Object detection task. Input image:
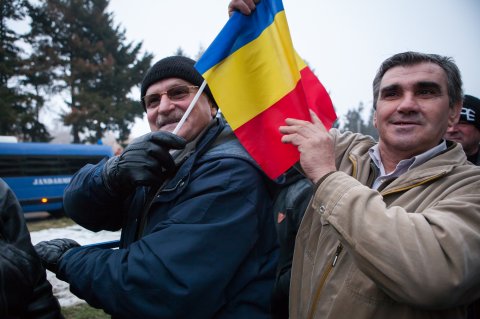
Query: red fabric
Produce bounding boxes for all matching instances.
[233,66,336,179]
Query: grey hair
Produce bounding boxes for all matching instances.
[372,51,463,109]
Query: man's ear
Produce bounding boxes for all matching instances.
[210,101,218,118]
[373,110,378,128]
[448,100,462,127]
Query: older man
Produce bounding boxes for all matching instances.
[35,56,278,318]
[445,94,480,165]
[280,52,480,318]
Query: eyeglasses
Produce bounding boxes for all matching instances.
[142,85,199,110]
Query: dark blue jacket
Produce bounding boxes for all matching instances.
[60,118,278,319]
[270,167,313,319]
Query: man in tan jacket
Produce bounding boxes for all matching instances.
[279,51,480,318]
[229,2,480,318]
[229,3,480,318]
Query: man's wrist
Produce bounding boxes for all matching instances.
[101,156,121,195]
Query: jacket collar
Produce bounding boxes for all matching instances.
[156,117,226,198]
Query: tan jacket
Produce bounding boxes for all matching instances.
[290,129,480,319]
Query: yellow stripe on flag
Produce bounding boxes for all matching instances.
[203,11,300,130]
[295,51,307,69]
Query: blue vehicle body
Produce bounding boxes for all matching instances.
[0,142,113,215]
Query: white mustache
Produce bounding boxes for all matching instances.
[156,111,185,128]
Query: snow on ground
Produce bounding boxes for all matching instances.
[30,225,121,307]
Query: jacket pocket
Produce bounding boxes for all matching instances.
[344,262,395,305]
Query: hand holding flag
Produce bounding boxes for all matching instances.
[196,0,336,179]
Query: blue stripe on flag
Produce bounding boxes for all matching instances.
[195,0,284,74]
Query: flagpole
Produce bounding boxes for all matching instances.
[172,80,207,135]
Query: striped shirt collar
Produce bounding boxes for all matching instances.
[368,140,447,189]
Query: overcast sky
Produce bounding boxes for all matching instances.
[107,0,480,137]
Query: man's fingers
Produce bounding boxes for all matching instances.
[310,109,321,124]
[284,117,310,126]
[281,132,300,145]
[150,131,186,150]
[310,109,328,132]
[228,0,257,16]
[244,0,259,11]
[279,124,299,134]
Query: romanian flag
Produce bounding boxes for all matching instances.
[195,0,336,179]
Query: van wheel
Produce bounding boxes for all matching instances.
[49,209,65,219]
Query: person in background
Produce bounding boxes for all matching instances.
[445,94,480,165]
[34,56,278,318]
[0,178,63,319]
[270,165,312,319]
[445,94,480,319]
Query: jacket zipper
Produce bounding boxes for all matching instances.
[305,155,445,318]
[380,172,447,196]
[135,178,172,240]
[307,243,343,319]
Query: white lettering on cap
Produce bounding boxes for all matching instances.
[460,107,476,122]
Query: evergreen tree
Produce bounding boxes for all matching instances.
[341,102,377,140]
[0,0,51,141]
[27,0,152,143]
[342,102,365,133]
[174,46,188,57]
[0,0,24,129]
[194,45,205,60]
[364,107,378,140]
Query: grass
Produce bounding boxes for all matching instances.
[26,216,76,232]
[27,216,111,319]
[61,304,110,319]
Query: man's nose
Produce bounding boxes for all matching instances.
[396,93,419,112]
[157,95,176,114]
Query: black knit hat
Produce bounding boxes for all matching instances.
[140,56,216,111]
[459,94,480,130]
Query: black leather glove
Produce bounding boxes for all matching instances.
[102,131,186,194]
[34,238,80,274]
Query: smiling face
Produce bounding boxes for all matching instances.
[374,62,461,167]
[145,78,217,142]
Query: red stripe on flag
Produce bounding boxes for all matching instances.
[300,67,336,128]
[233,67,334,179]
